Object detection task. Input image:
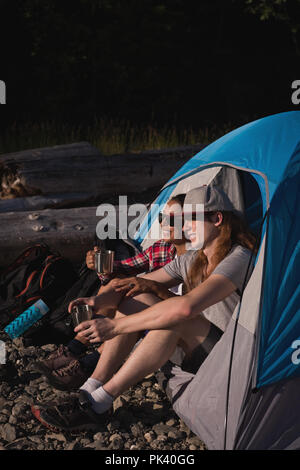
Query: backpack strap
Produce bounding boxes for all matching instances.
[15,271,38,298]
[0,243,50,277]
[39,256,62,289]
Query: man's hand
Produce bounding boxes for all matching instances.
[68,296,97,313]
[74,317,117,343]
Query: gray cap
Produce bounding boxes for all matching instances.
[184,185,235,212]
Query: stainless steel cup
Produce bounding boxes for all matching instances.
[94,250,115,274]
[71,304,93,327]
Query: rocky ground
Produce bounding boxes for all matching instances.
[0,333,206,451]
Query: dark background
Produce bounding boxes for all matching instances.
[0,0,299,134]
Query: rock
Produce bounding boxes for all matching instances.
[153,404,163,410]
[1,424,16,442]
[167,430,185,440]
[0,415,8,424]
[65,442,77,451]
[79,438,92,446]
[166,419,176,426]
[12,339,23,348]
[28,436,43,444]
[109,433,122,442]
[130,444,139,450]
[8,415,18,425]
[113,396,126,412]
[12,403,27,417]
[41,345,57,352]
[0,397,7,408]
[46,433,67,442]
[86,442,108,450]
[157,435,168,442]
[153,423,176,436]
[4,438,33,450]
[141,381,152,388]
[144,431,155,443]
[0,336,207,451]
[93,432,105,442]
[130,423,143,438]
[109,434,124,450]
[186,436,203,448]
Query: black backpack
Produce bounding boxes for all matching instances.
[0,243,79,334]
[21,235,141,346]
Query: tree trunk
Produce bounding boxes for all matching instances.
[0,205,142,267]
[0,142,204,202]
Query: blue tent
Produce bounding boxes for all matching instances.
[136,111,300,449]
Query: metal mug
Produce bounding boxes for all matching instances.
[71,304,93,327]
[94,250,115,275]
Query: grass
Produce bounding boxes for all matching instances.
[0,118,236,156]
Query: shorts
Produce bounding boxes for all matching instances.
[180,323,223,375]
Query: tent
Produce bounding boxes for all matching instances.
[134,111,300,450]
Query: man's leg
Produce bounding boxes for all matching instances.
[89,292,162,384]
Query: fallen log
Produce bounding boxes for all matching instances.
[0,193,95,213]
[0,142,205,201]
[0,205,143,267]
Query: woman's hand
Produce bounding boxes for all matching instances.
[85,246,98,270]
[111,276,157,297]
[74,317,117,343]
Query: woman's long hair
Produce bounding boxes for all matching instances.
[186,211,257,291]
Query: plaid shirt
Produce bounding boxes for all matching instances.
[112,240,176,276]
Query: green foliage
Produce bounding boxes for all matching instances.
[0,119,235,156]
[240,0,300,52]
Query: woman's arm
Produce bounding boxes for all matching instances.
[74,274,237,342]
[115,274,236,332]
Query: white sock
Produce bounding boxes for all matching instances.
[80,377,102,394]
[89,386,114,414]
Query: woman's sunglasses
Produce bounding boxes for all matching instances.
[158,211,209,226]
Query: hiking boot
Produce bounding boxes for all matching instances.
[31,392,110,433]
[44,359,90,391]
[34,344,79,377]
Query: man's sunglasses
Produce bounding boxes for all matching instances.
[158,212,183,226]
[158,211,206,226]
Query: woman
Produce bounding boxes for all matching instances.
[35,194,187,391]
[32,185,257,431]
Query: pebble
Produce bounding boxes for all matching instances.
[0,331,206,451]
[46,433,67,442]
[9,416,18,425]
[144,431,155,443]
[1,424,16,442]
[153,403,163,410]
[113,396,126,412]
